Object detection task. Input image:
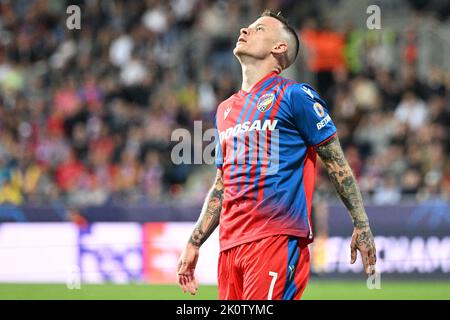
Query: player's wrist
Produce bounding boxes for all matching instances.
[187,239,201,249]
[353,219,370,229]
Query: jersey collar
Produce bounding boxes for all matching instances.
[238,71,279,96]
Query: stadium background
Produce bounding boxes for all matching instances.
[0,0,449,299]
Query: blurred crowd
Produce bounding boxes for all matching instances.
[0,0,448,208]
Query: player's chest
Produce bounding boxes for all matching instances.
[218,90,289,131]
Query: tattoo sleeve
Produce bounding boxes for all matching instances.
[188,169,224,247]
[316,136,370,228]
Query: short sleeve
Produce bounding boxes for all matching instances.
[214,115,224,168]
[288,83,337,146]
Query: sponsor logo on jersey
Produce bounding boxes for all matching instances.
[313,102,325,117]
[256,93,275,112]
[219,119,278,143]
[224,105,232,119]
[316,114,331,130]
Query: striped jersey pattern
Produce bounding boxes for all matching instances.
[215,71,337,251]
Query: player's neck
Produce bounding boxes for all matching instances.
[240,62,280,93]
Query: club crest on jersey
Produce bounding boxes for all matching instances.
[257,93,275,112]
[313,102,325,117]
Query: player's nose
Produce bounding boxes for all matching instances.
[240,28,248,35]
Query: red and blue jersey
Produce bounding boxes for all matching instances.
[215,71,337,251]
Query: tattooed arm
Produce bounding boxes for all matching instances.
[189,169,224,246]
[177,169,224,294]
[316,135,376,275]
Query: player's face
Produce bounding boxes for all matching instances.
[233,16,284,61]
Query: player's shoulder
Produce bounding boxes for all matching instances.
[279,81,330,118]
[284,81,321,101]
[216,93,238,113]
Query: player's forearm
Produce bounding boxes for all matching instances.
[316,136,370,228]
[188,170,224,247]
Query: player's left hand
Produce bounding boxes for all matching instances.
[350,226,376,276]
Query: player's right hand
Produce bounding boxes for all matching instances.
[176,243,199,295]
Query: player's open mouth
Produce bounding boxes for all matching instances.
[238,38,247,43]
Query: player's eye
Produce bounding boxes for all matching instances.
[256,26,263,31]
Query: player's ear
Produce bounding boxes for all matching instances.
[272,42,288,55]
[272,42,289,70]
